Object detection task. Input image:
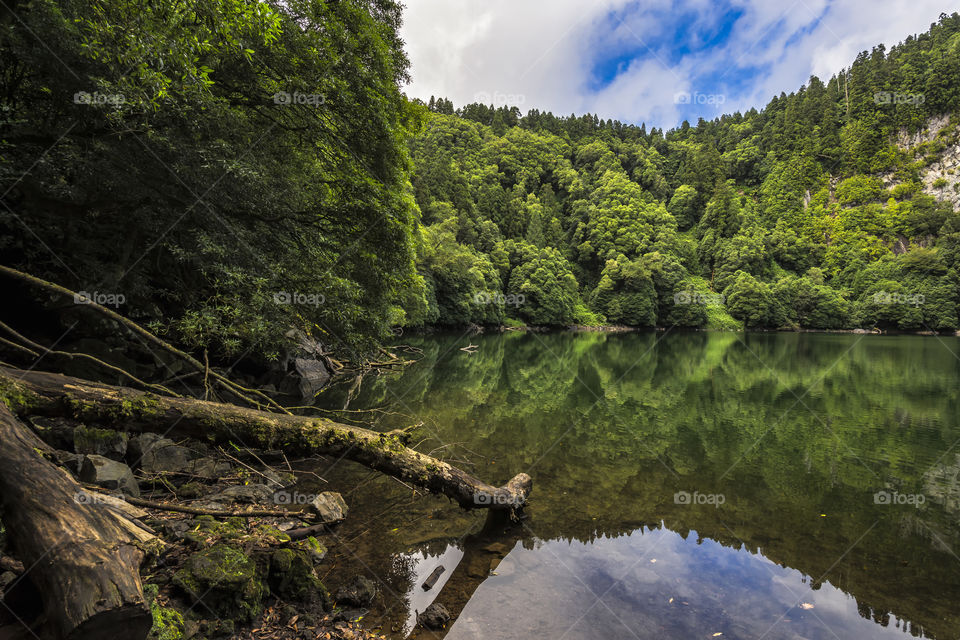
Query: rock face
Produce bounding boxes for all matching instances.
[882,114,960,211]
[309,492,348,523]
[78,455,139,497]
[418,602,451,629]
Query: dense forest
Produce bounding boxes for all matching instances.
[2,3,960,367]
[407,13,960,334]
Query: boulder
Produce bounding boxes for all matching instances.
[139,438,192,474]
[267,548,328,603]
[289,536,327,564]
[173,544,265,621]
[335,575,378,607]
[216,484,274,504]
[294,357,331,399]
[309,492,348,523]
[418,602,451,629]
[127,432,166,463]
[78,455,139,497]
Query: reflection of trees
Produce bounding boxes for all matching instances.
[316,332,960,639]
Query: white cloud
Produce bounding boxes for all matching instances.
[399,0,957,129]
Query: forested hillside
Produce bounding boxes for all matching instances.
[4,5,960,370]
[406,12,960,332]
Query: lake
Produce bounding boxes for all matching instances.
[306,331,960,640]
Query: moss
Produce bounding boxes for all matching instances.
[0,376,38,413]
[74,425,127,454]
[172,544,265,621]
[267,548,327,604]
[253,524,291,544]
[290,536,327,563]
[143,584,185,640]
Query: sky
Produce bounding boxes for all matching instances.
[399,0,958,130]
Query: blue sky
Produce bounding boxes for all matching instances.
[399,0,957,129]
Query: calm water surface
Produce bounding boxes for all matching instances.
[306,331,960,640]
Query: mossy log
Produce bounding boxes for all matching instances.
[0,403,154,640]
[0,365,532,511]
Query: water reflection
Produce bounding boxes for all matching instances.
[307,332,960,639]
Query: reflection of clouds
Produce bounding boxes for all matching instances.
[400,544,464,635]
[445,526,918,640]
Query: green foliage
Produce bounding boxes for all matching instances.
[725,272,781,328]
[6,4,960,345]
[1,0,421,359]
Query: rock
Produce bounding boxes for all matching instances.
[132,433,230,481]
[73,425,127,459]
[54,450,84,475]
[290,536,327,564]
[128,432,165,462]
[158,520,193,541]
[27,415,77,450]
[173,544,265,621]
[294,357,331,399]
[143,583,185,640]
[309,491,348,523]
[267,547,328,603]
[139,438,193,474]
[335,575,378,607]
[418,602,451,629]
[261,468,296,488]
[177,481,203,499]
[216,484,274,504]
[188,457,232,479]
[79,455,139,497]
[335,608,367,623]
[0,571,16,590]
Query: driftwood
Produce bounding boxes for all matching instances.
[0,403,155,640]
[0,365,533,511]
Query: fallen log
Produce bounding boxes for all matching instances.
[0,365,533,511]
[0,403,154,640]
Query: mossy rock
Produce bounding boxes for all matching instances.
[144,583,186,640]
[172,544,265,621]
[73,425,127,457]
[267,548,330,607]
[290,536,327,563]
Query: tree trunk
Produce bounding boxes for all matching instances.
[0,403,154,640]
[0,365,532,511]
